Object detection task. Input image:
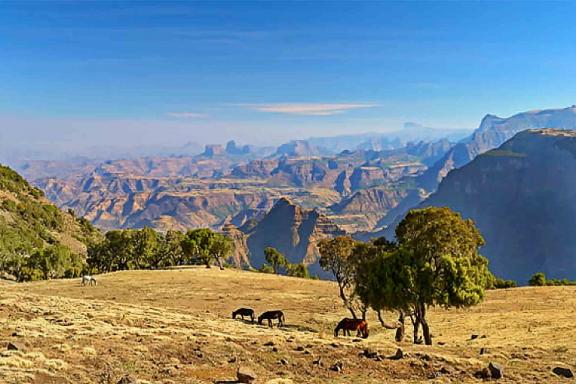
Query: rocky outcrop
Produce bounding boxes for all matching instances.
[225,140,251,155]
[420,129,576,282]
[244,198,345,277]
[221,223,251,268]
[203,144,225,157]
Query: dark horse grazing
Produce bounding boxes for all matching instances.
[232,308,255,323]
[334,318,369,338]
[258,310,285,327]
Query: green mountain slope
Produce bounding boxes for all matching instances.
[0,164,101,280]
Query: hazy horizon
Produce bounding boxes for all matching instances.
[2,1,576,158]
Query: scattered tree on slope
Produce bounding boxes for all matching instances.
[355,207,490,345]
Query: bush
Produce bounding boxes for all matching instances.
[259,264,274,274]
[529,272,546,286]
[286,263,310,278]
[486,274,518,289]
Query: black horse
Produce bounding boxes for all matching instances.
[257,310,285,327]
[232,308,255,323]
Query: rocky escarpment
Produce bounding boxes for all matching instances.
[330,186,410,231]
[420,129,576,282]
[418,105,576,192]
[221,223,251,268]
[243,198,345,277]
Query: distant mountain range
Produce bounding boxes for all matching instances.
[5,106,576,282]
[308,122,470,153]
[420,129,576,282]
[378,105,576,228]
[418,105,576,192]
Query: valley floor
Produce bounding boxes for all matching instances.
[0,268,575,383]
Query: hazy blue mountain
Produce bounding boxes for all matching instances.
[419,129,576,283]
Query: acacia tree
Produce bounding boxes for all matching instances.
[182,229,233,269]
[319,236,362,319]
[356,207,490,345]
[210,233,234,270]
[132,227,160,269]
[264,247,287,274]
[352,239,405,340]
[161,230,185,266]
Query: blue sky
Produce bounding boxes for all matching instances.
[2,1,576,155]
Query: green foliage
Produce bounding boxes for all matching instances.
[355,207,490,345]
[264,247,287,274]
[286,263,309,278]
[87,227,234,272]
[21,244,85,281]
[0,164,103,281]
[182,228,234,269]
[529,272,546,286]
[486,273,518,289]
[528,272,576,286]
[319,236,364,318]
[259,263,275,274]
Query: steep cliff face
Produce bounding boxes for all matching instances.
[419,106,576,192]
[244,198,345,277]
[421,129,576,282]
[221,223,251,267]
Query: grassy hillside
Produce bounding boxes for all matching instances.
[1,268,575,383]
[0,164,102,280]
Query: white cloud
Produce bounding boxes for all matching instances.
[242,103,378,116]
[166,112,208,118]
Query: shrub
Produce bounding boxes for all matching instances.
[286,263,309,278]
[529,272,546,286]
[259,264,274,274]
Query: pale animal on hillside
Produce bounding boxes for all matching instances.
[81,275,97,286]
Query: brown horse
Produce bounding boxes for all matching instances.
[258,310,285,327]
[232,308,255,323]
[334,318,369,338]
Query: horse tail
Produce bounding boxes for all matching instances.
[363,321,369,338]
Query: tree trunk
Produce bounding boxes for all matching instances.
[215,257,224,270]
[376,310,399,329]
[395,311,405,342]
[413,317,420,344]
[338,284,357,319]
[420,304,432,345]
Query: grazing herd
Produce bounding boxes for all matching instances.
[81,276,369,339]
[233,307,368,338]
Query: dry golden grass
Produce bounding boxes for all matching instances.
[1,268,575,383]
